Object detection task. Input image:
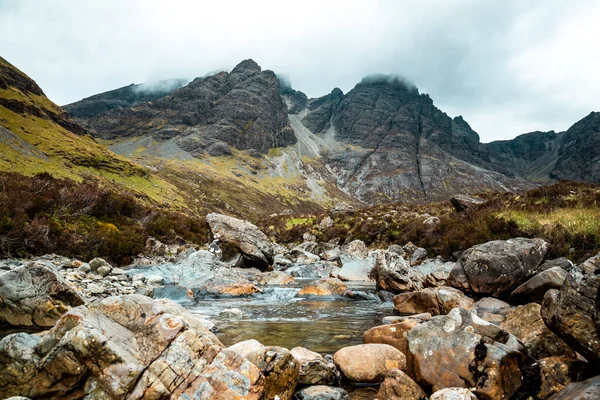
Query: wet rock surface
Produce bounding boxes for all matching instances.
[377,368,427,400]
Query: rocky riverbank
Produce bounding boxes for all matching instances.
[1,212,599,399]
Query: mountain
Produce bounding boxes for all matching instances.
[63,78,186,121]
[48,58,600,205]
[0,57,356,218]
[484,112,600,184]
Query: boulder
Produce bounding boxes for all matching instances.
[0,262,86,327]
[509,266,568,304]
[338,240,376,282]
[393,287,475,316]
[333,344,406,383]
[245,346,300,400]
[547,375,600,399]
[448,238,549,297]
[430,388,478,400]
[409,247,428,266]
[450,195,485,212]
[193,276,262,298]
[538,357,591,399]
[295,385,347,400]
[297,278,351,297]
[406,308,524,399]
[206,213,274,269]
[382,313,432,324]
[377,368,427,400]
[363,319,421,355]
[228,339,265,357]
[541,253,600,365]
[0,295,265,399]
[257,271,295,286]
[500,303,575,359]
[291,346,340,385]
[88,257,111,271]
[319,216,335,230]
[329,202,355,218]
[372,252,425,293]
[475,297,511,324]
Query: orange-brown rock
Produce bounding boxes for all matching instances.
[500,303,576,359]
[291,346,340,385]
[537,357,590,399]
[245,346,300,400]
[377,368,427,399]
[393,286,475,315]
[297,278,350,297]
[406,308,524,400]
[363,320,421,355]
[333,343,406,383]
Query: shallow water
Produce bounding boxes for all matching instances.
[189,281,393,354]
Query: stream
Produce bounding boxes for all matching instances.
[190,281,392,354]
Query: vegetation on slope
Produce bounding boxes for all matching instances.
[0,172,208,265]
[260,181,600,262]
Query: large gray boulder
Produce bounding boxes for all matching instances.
[0,262,86,327]
[372,251,425,293]
[406,308,524,399]
[448,238,549,297]
[509,266,569,304]
[337,240,376,282]
[0,295,265,399]
[542,253,600,366]
[206,213,274,269]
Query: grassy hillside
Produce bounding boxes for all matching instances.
[0,172,208,265]
[260,181,600,262]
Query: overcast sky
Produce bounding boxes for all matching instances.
[1,0,599,142]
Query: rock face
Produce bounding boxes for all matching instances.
[393,287,475,316]
[546,375,600,400]
[338,240,376,282]
[537,357,590,399]
[541,253,600,366]
[333,343,406,383]
[363,320,421,356]
[406,308,524,400]
[377,368,427,400]
[0,262,86,327]
[448,238,549,297]
[69,59,296,155]
[206,213,274,269]
[245,346,299,400]
[430,388,478,400]
[509,266,568,304]
[0,295,266,399]
[63,79,186,120]
[295,385,347,400]
[291,346,340,386]
[500,303,575,359]
[372,251,425,293]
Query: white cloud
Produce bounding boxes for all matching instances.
[0,0,599,142]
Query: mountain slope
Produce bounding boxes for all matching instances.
[64,59,600,206]
[0,56,356,218]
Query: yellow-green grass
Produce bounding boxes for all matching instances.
[498,208,600,238]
